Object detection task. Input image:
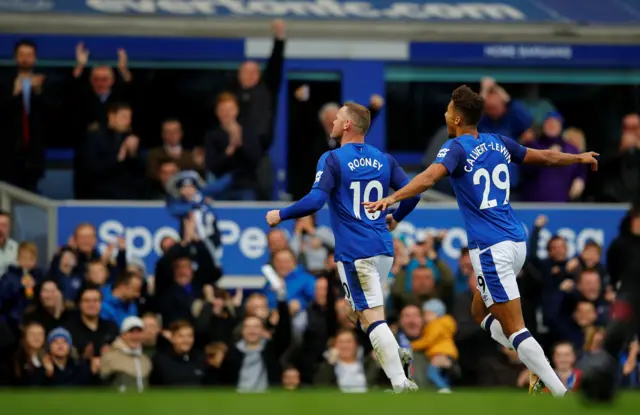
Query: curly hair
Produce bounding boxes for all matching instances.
[451,85,485,126]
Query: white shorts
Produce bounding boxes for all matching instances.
[470,240,526,308]
[337,255,393,311]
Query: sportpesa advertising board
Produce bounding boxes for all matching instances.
[57,203,626,285]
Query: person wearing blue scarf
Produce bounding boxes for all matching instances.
[166,170,223,267]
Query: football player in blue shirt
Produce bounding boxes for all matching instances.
[365,85,599,397]
[266,102,420,393]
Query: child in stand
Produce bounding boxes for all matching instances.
[165,170,223,267]
[549,341,582,392]
[0,242,44,331]
[411,299,458,394]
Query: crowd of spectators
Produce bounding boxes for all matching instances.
[0,203,638,392]
[424,77,640,203]
[1,14,639,395]
[2,22,638,203]
[0,20,286,201]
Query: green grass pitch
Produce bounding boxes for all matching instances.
[1,390,637,415]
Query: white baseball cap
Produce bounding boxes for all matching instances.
[120,316,144,334]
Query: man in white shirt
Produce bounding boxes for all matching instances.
[0,211,18,277]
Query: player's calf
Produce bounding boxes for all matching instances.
[490,300,567,397]
[358,307,409,389]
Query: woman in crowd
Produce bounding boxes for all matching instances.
[22,280,68,334]
[13,321,46,386]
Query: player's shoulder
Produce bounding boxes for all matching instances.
[318,149,338,165]
[437,138,464,156]
[480,132,508,143]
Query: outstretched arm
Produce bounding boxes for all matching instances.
[266,151,337,227]
[365,163,448,213]
[266,189,329,227]
[523,148,599,170]
[365,141,463,214]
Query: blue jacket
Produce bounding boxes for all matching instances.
[0,266,44,326]
[100,286,138,328]
[263,266,316,312]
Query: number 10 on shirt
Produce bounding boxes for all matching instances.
[350,180,383,220]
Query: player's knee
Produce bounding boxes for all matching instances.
[489,300,525,337]
[357,306,385,330]
[495,316,524,338]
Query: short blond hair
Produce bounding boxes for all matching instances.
[18,241,37,258]
[343,102,371,134]
[216,92,238,107]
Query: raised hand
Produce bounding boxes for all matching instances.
[559,279,575,292]
[117,48,132,82]
[295,84,310,102]
[101,243,115,264]
[31,75,45,93]
[117,235,126,251]
[76,42,89,66]
[271,19,286,39]
[369,94,384,111]
[124,135,140,155]
[534,215,548,228]
[117,48,128,70]
[12,76,23,96]
[231,288,244,308]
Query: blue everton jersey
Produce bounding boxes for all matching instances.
[433,133,528,250]
[313,143,410,262]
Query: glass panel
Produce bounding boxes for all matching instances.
[385,80,640,157]
[286,78,341,200]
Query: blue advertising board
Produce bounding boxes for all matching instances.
[2,0,640,24]
[409,43,640,69]
[57,202,627,286]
